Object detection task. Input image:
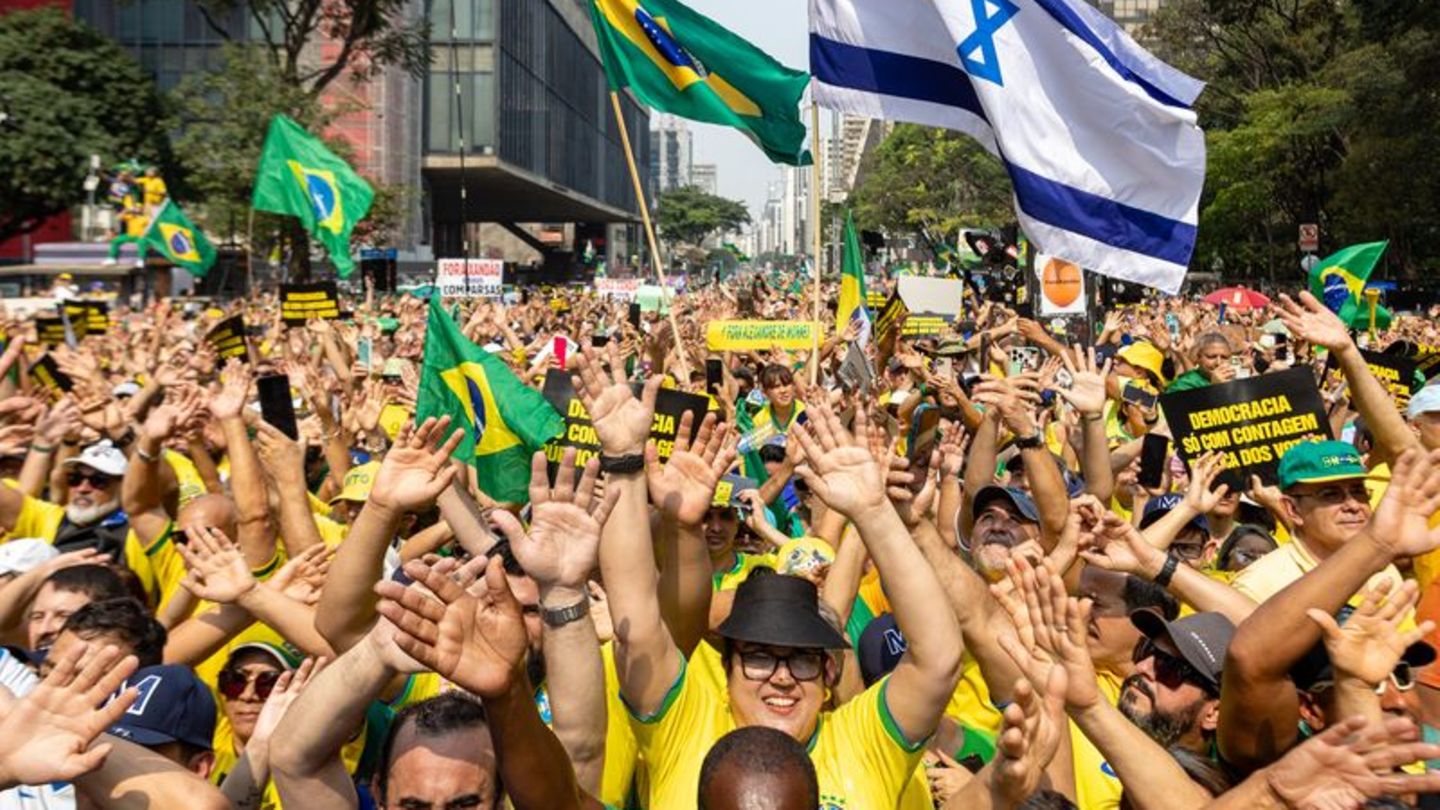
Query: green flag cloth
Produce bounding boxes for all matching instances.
[142,200,217,276]
[416,297,564,504]
[1308,241,1388,324]
[252,115,375,277]
[836,211,870,337]
[590,0,811,166]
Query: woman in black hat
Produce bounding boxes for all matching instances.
[570,345,964,810]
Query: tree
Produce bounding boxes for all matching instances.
[655,186,751,251]
[193,0,428,98]
[848,123,1012,252]
[0,8,170,244]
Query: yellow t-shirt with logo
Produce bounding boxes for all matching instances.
[166,449,209,510]
[1070,671,1125,810]
[629,653,925,809]
[137,176,168,209]
[1231,538,1406,608]
[712,551,775,592]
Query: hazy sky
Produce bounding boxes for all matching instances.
[680,0,824,219]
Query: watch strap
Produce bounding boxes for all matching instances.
[1153,552,1180,588]
[541,598,591,629]
[599,453,645,474]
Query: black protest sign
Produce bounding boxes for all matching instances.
[78,302,109,335]
[206,316,249,362]
[35,317,68,346]
[540,369,706,471]
[875,294,907,346]
[281,283,341,325]
[1385,340,1440,381]
[1326,348,1417,414]
[1160,367,1331,488]
[29,354,73,394]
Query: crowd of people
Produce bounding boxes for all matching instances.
[3,272,1440,810]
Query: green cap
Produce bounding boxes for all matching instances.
[1277,440,1367,490]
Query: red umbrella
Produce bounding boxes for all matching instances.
[1204,287,1271,311]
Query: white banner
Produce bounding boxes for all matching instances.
[595,278,641,300]
[437,259,504,298]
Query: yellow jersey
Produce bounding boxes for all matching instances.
[137,175,168,209]
[1070,671,1125,810]
[712,550,774,592]
[629,653,925,809]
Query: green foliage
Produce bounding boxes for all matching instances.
[655,186,751,249]
[1146,0,1440,277]
[848,123,1012,246]
[0,8,169,243]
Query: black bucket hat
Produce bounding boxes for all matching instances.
[716,574,848,650]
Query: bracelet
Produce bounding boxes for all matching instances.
[541,598,591,629]
[135,445,159,463]
[599,453,645,474]
[1013,433,1044,451]
[30,444,55,454]
[1080,413,1103,423]
[1153,552,1180,587]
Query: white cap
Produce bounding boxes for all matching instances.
[1408,384,1440,421]
[63,440,129,477]
[112,381,142,398]
[0,539,58,576]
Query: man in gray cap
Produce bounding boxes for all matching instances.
[1121,610,1236,754]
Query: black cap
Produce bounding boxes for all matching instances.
[857,613,907,686]
[716,574,848,650]
[1131,609,1235,691]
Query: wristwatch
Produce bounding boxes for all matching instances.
[541,598,591,629]
[1013,432,1044,451]
[599,453,644,474]
[1153,552,1180,587]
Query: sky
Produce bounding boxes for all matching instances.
[679,0,823,219]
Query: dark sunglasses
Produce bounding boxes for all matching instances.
[738,649,826,682]
[1135,639,1211,692]
[67,471,115,489]
[218,668,282,700]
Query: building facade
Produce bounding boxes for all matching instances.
[648,113,693,200]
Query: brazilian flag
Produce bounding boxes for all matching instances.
[417,298,564,504]
[590,0,811,166]
[142,200,216,276]
[252,115,375,277]
[1309,241,1388,325]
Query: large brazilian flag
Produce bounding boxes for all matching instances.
[835,210,870,343]
[1308,241,1389,326]
[417,298,564,504]
[590,0,812,166]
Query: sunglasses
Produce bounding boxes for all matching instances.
[1311,663,1415,696]
[218,668,282,701]
[1134,639,1211,692]
[738,649,826,682]
[66,471,115,489]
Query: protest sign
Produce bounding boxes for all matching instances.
[595,278,640,300]
[636,285,674,314]
[78,302,109,335]
[837,342,874,393]
[436,259,503,298]
[1160,367,1331,487]
[206,316,249,362]
[866,289,888,310]
[34,317,69,346]
[1325,349,1417,414]
[540,369,706,470]
[29,355,72,394]
[1384,340,1440,381]
[1035,255,1086,316]
[281,283,340,325]
[705,320,822,352]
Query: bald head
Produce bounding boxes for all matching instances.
[177,494,238,541]
[698,727,817,810]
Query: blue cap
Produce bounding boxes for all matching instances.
[973,485,1041,523]
[109,665,216,751]
[1139,493,1209,534]
[1409,384,1440,420]
[857,613,907,687]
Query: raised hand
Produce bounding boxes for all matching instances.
[644,411,737,527]
[253,420,306,485]
[210,358,254,420]
[1276,291,1353,353]
[248,657,325,752]
[570,341,660,455]
[1182,452,1230,514]
[993,557,1102,712]
[1057,346,1112,417]
[973,374,1043,436]
[1078,511,1166,579]
[0,642,139,788]
[991,667,1069,808]
[177,525,257,604]
[142,384,204,443]
[266,544,331,606]
[1366,448,1440,559]
[790,399,888,519]
[1307,579,1433,688]
[35,398,81,447]
[368,416,463,514]
[494,450,618,597]
[1264,716,1440,809]
[374,556,529,699]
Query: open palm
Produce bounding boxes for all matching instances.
[645,411,735,527]
[790,401,886,518]
[570,342,658,454]
[371,417,463,513]
[1368,448,1440,558]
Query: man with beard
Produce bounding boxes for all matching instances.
[1118,610,1234,754]
[0,442,132,560]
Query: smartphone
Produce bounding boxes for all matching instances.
[978,332,991,374]
[256,374,300,440]
[705,358,723,396]
[553,336,568,370]
[1121,381,1159,410]
[357,337,373,371]
[627,302,641,330]
[1007,347,1026,377]
[591,332,610,348]
[908,404,941,465]
[1138,433,1169,489]
[1165,313,1181,341]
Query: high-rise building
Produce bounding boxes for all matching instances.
[691,163,718,196]
[53,0,649,268]
[648,113,693,200]
[1085,0,1168,35]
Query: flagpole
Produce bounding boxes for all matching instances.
[609,91,691,376]
[809,101,822,386]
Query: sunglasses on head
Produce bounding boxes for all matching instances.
[218,668,281,700]
[1134,638,1211,692]
[1310,663,1415,696]
[67,471,115,489]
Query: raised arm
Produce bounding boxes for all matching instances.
[570,343,682,715]
[1306,580,1431,727]
[315,417,460,652]
[220,658,323,810]
[210,360,277,568]
[793,401,963,744]
[1058,348,1115,504]
[253,422,326,557]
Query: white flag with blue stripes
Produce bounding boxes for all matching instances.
[810,0,1205,294]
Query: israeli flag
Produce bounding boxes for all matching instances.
[810,0,1205,294]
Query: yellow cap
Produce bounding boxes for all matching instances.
[330,462,381,504]
[1117,342,1168,386]
[775,536,836,577]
